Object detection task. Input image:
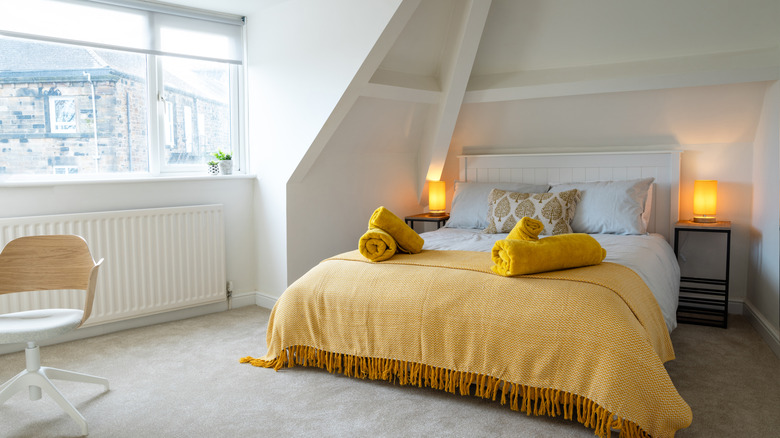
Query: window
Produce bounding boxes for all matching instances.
[160,56,232,168]
[0,0,244,177]
[53,166,79,175]
[49,96,78,133]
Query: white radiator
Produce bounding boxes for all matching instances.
[0,205,226,327]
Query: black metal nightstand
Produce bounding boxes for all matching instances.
[673,220,731,328]
[404,213,450,231]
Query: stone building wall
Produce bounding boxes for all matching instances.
[0,74,228,175]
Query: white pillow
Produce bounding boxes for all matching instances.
[549,177,654,235]
[446,181,551,229]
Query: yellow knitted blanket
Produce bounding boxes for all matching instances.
[242,250,691,438]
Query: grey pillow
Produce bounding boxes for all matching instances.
[445,181,551,229]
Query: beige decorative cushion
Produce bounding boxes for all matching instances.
[483,188,581,236]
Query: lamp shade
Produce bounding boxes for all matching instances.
[428,180,446,214]
[693,180,717,223]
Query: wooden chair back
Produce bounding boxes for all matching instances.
[0,235,103,327]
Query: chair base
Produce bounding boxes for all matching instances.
[0,344,109,436]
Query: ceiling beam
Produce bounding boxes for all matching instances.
[416,0,492,201]
[465,47,780,103]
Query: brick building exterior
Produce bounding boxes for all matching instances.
[0,37,229,175]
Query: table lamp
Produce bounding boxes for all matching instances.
[428,180,446,215]
[693,180,717,223]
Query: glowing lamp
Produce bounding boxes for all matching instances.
[693,180,717,223]
[428,180,446,215]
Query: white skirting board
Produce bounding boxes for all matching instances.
[0,292,271,356]
[743,301,780,359]
[0,299,233,355]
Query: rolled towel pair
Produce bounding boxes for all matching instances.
[359,207,424,262]
[491,233,607,276]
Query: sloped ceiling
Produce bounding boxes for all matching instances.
[164,0,780,94]
[373,0,780,82]
[473,0,780,74]
[376,0,455,79]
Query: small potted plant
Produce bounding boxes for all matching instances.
[207,160,219,175]
[213,149,233,175]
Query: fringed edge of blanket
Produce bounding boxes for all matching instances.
[240,346,650,438]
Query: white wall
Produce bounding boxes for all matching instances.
[286,97,427,282]
[0,178,257,294]
[245,0,407,297]
[748,80,780,351]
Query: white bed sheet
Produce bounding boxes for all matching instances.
[421,228,680,332]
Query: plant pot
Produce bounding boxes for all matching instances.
[218,160,233,175]
[207,163,219,175]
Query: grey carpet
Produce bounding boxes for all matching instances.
[0,306,778,437]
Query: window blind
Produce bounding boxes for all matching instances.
[0,0,244,64]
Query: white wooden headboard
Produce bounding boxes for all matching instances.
[458,151,681,242]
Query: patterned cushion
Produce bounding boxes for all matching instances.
[483,188,581,235]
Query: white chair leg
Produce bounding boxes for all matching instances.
[0,369,31,404]
[0,370,89,435]
[25,342,42,400]
[25,372,89,436]
[0,342,107,436]
[42,367,109,390]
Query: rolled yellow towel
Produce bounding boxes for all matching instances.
[359,228,397,262]
[507,217,544,241]
[368,206,424,254]
[491,234,607,276]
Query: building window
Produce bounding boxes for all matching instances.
[0,0,244,177]
[53,166,78,175]
[49,96,78,133]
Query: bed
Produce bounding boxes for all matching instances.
[243,151,691,438]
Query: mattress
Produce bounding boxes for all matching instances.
[421,228,680,332]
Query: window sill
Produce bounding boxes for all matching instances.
[0,173,257,188]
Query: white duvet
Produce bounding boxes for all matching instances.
[421,228,680,332]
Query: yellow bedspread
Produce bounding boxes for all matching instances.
[243,250,691,438]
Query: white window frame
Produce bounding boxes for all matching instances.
[1,0,246,179]
[164,100,175,148]
[149,56,243,175]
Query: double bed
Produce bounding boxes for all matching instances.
[243,151,691,437]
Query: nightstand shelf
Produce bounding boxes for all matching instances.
[673,220,731,328]
[404,213,449,231]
